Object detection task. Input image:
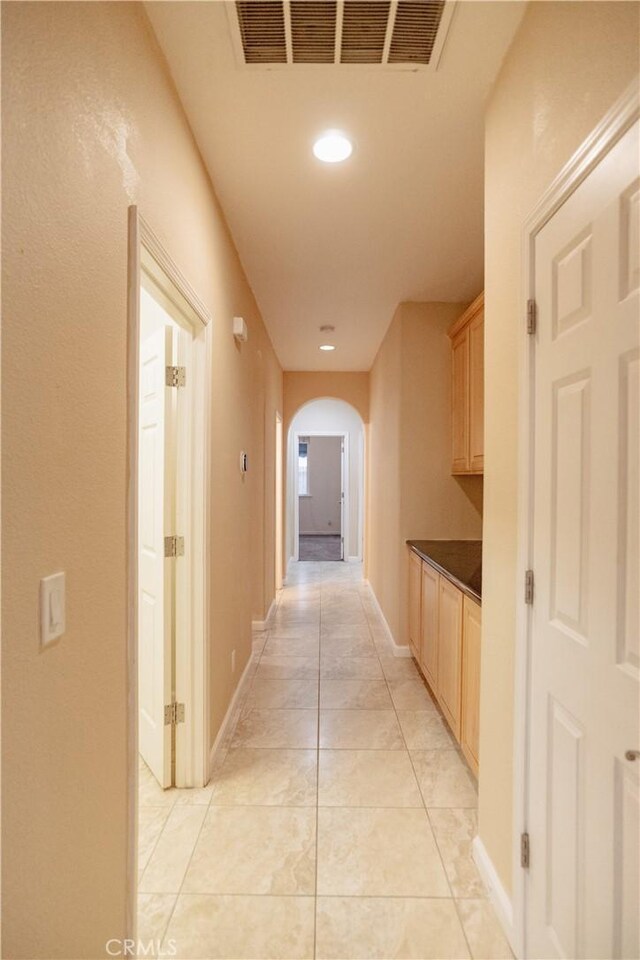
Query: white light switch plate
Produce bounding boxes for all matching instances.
[40,572,65,647]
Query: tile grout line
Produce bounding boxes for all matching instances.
[154,585,288,951]
[145,563,484,957]
[312,572,324,960]
[362,588,478,960]
[356,582,478,959]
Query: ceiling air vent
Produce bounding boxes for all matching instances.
[341,1,390,65]
[291,2,337,63]
[388,0,446,63]
[230,0,455,70]
[236,1,287,63]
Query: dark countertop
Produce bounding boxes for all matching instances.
[407,540,482,603]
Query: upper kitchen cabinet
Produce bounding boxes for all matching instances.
[448,292,484,475]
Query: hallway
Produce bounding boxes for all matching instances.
[137,563,511,959]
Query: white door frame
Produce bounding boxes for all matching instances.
[511,81,639,959]
[293,431,349,561]
[126,206,213,933]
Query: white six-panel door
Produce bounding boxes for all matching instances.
[138,326,174,788]
[528,118,639,959]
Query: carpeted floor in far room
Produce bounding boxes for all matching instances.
[299,535,342,561]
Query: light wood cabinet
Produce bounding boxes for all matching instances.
[436,576,464,738]
[448,292,484,475]
[468,310,484,473]
[451,330,469,474]
[461,596,482,777]
[420,562,439,690]
[408,549,422,660]
[407,546,481,778]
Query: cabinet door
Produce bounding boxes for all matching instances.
[451,328,469,473]
[468,310,484,473]
[461,596,481,777]
[420,563,439,691]
[437,577,463,737]
[408,550,422,659]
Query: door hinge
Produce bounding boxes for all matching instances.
[164,702,185,726]
[164,535,185,558]
[521,831,530,869]
[165,365,186,388]
[526,299,537,335]
[524,569,534,605]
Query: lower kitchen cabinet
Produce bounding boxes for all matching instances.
[420,561,439,690]
[437,576,463,740]
[408,548,422,661]
[461,596,481,777]
[407,547,481,777]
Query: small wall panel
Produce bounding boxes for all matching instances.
[619,178,640,300]
[140,427,159,555]
[617,348,640,675]
[552,227,592,339]
[546,697,584,959]
[550,372,591,642]
[614,758,640,959]
[139,591,157,722]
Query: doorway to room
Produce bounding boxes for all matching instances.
[137,286,187,787]
[286,397,365,569]
[128,207,213,935]
[296,433,345,561]
[128,207,212,799]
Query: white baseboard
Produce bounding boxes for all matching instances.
[347,555,362,564]
[208,651,256,775]
[472,835,516,952]
[251,598,276,632]
[363,580,412,658]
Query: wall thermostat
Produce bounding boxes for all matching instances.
[233,316,248,342]
[239,451,248,474]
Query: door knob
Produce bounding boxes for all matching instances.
[625,750,640,762]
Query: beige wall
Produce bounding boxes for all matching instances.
[368,309,403,634]
[1,3,282,956]
[283,371,369,430]
[368,303,483,645]
[480,0,640,897]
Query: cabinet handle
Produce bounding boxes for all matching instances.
[625,750,640,762]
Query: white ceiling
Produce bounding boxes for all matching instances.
[146,1,525,370]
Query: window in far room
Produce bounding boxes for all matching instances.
[298,439,309,496]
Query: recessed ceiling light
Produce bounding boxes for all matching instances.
[319,344,336,351]
[313,131,352,164]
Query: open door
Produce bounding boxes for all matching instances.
[138,325,174,788]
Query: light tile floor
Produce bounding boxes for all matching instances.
[138,561,513,960]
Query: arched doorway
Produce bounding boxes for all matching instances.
[286,398,365,568]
